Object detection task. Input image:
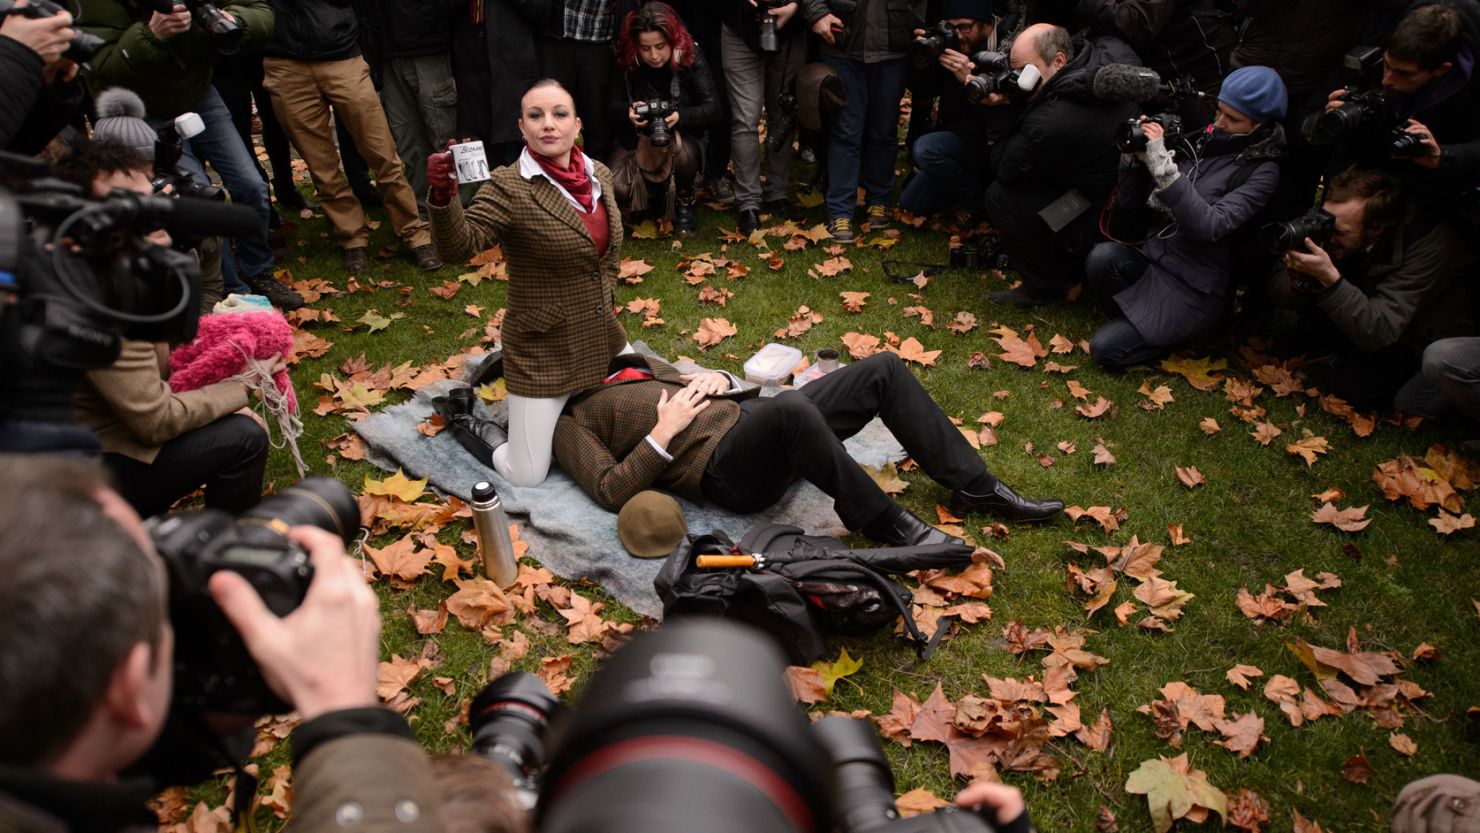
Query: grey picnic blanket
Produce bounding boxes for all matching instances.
[353,349,906,619]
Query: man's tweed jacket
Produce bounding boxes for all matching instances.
[553,355,748,511]
[429,160,629,398]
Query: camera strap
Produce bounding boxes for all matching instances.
[880,259,944,283]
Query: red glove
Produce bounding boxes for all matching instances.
[427,142,457,207]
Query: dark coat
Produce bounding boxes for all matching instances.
[1113,125,1286,346]
[266,0,360,60]
[0,37,84,154]
[428,159,630,398]
[988,35,1141,220]
[450,0,552,144]
[1232,0,1404,96]
[355,0,458,62]
[800,0,927,56]
[1072,0,1234,93]
[610,48,724,149]
[1269,206,1476,353]
[719,0,807,54]
[553,354,742,510]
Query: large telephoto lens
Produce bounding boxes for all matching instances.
[238,476,359,544]
[812,717,902,833]
[537,620,833,833]
[470,671,564,809]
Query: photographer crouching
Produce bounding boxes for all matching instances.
[1086,66,1289,367]
[609,2,723,238]
[0,455,442,832]
[1267,166,1475,413]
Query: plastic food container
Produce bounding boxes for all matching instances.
[743,343,804,387]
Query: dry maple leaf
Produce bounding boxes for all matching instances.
[363,535,432,587]
[1286,435,1331,466]
[1067,379,1092,400]
[1214,713,1267,758]
[896,789,950,818]
[1389,732,1418,756]
[1076,396,1115,419]
[1199,417,1221,435]
[817,255,853,276]
[1250,422,1283,446]
[1311,502,1372,532]
[840,290,871,312]
[785,666,829,704]
[888,336,942,366]
[377,654,429,701]
[363,468,428,503]
[1049,334,1075,354]
[947,311,979,334]
[1292,809,1330,833]
[1175,466,1205,489]
[875,688,922,747]
[537,655,575,695]
[1160,355,1227,391]
[1341,750,1374,784]
[1430,509,1476,535]
[1226,664,1264,690]
[1093,440,1117,466]
[692,317,737,350]
[1138,382,1175,411]
[841,331,881,360]
[1135,576,1194,621]
[776,305,825,339]
[991,325,1043,369]
[1066,505,1121,533]
[445,578,514,632]
[1076,708,1113,751]
[618,257,655,283]
[1168,524,1192,546]
[865,462,910,495]
[903,305,935,327]
[1124,754,1227,833]
[407,603,449,635]
[1227,789,1270,833]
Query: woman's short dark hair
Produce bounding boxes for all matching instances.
[522,78,577,114]
[1387,4,1463,71]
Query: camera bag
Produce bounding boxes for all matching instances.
[654,522,976,665]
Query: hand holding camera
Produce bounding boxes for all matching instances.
[209,525,380,721]
[0,0,75,64]
[1399,118,1442,168]
[1282,238,1342,291]
[147,4,191,40]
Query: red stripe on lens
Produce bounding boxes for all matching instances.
[546,736,813,832]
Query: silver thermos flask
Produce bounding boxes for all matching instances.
[470,480,519,586]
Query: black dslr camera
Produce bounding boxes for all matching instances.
[633,99,677,147]
[949,233,1009,270]
[755,0,787,53]
[962,51,1011,103]
[765,90,800,154]
[912,20,961,68]
[147,476,360,715]
[1116,112,1183,152]
[0,0,106,63]
[137,0,243,54]
[1301,46,1425,157]
[467,619,1027,832]
[1261,206,1336,254]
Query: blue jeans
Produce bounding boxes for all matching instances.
[153,87,274,291]
[899,130,983,215]
[823,54,909,219]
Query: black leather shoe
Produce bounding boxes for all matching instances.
[737,207,761,235]
[465,348,504,386]
[675,190,698,237]
[949,480,1064,523]
[432,387,508,464]
[859,504,965,547]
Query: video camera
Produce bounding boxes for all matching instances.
[134,0,242,54]
[633,99,677,148]
[962,51,1040,103]
[1116,112,1184,152]
[1301,47,1422,156]
[0,150,254,375]
[465,619,1025,832]
[912,20,962,68]
[755,0,787,53]
[0,0,105,63]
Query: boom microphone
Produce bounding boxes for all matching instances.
[1092,64,1165,102]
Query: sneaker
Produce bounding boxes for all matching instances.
[344,246,370,274]
[244,271,305,311]
[411,244,443,271]
[828,217,854,244]
[865,204,893,230]
[705,177,735,205]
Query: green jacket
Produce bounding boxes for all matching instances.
[69,0,274,118]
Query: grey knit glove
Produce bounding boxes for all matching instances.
[1142,137,1180,190]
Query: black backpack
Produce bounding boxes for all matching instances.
[653,522,977,665]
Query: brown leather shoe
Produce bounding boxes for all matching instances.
[412,244,443,271]
[343,246,369,274]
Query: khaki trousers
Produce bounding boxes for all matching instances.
[262,55,431,250]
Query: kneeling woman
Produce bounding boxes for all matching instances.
[1086,66,1289,367]
[609,2,722,237]
[426,79,631,487]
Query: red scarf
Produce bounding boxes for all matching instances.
[526,141,595,213]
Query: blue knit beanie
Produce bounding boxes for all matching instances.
[1217,66,1288,123]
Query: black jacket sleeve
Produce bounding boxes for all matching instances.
[0,36,44,150]
[677,49,723,133]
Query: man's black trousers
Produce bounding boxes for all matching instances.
[700,353,986,528]
[105,414,268,519]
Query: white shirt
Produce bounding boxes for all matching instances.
[516,146,603,214]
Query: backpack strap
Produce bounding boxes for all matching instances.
[778,559,937,660]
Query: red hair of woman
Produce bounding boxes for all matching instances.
[614,1,697,72]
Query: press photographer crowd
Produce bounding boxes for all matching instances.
[1,0,1478,829]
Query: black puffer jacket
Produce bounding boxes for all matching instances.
[355,0,459,60]
[1031,0,1234,93]
[992,35,1142,201]
[266,0,360,61]
[610,48,724,149]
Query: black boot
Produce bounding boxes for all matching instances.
[859,504,964,547]
[949,480,1064,523]
[674,189,698,238]
[432,387,508,465]
[464,348,504,387]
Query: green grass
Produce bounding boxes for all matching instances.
[232,172,1480,833]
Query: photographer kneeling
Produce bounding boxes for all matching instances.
[0,456,441,833]
[53,138,274,518]
[609,2,723,238]
[1268,166,1475,412]
[1087,66,1288,368]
